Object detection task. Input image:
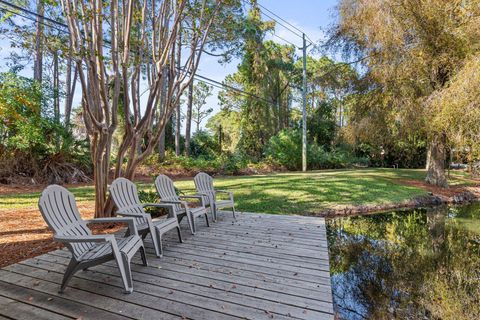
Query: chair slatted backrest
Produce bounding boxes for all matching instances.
[38,185,94,259]
[109,178,148,226]
[154,175,182,212]
[194,172,215,202]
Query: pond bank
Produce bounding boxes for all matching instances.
[315,182,480,218]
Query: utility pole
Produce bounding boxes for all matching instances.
[302,33,308,172]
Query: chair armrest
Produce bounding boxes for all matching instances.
[215,189,234,201]
[143,203,175,208]
[215,189,232,194]
[85,217,138,236]
[144,202,178,219]
[54,234,115,243]
[179,195,203,200]
[116,211,148,218]
[180,195,205,207]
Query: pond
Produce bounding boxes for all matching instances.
[326,202,480,319]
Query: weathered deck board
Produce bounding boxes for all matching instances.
[0,212,334,320]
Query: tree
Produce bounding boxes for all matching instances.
[182,0,245,156]
[60,0,223,217]
[0,1,79,127]
[191,81,213,132]
[330,0,480,186]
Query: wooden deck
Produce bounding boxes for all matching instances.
[0,212,334,320]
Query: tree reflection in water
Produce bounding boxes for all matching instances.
[326,203,480,319]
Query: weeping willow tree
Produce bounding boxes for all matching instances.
[331,0,480,187]
[60,0,223,217]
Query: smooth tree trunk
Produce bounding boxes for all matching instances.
[158,67,168,160]
[175,29,182,156]
[64,39,78,127]
[175,104,181,156]
[34,0,44,83]
[425,133,448,188]
[53,51,60,123]
[91,132,113,218]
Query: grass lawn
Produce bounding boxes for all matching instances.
[0,168,475,214]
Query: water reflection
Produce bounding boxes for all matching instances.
[326,203,480,319]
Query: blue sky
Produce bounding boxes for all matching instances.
[0,0,340,131]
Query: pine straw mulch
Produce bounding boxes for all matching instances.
[0,203,124,268]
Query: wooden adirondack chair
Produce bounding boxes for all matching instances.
[194,172,236,221]
[154,174,210,235]
[38,185,147,294]
[109,178,183,258]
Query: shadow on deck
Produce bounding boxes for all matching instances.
[0,212,333,320]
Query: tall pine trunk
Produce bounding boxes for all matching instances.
[34,0,44,83]
[175,27,182,157]
[158,66,168,160]
[425,133,448,188]
[184,79,194,156]
[53,51,60,123]
[64,39,78,127]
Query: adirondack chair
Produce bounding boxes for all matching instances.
[109,178,183,258]
[154,174,210,235]
[38,185,147,294]
[194,172,236,221]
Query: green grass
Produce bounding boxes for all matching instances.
[0,168,475,214]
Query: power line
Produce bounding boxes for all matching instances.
[240,0,315,47]
[269,32,297,47]
[256,1,315,45]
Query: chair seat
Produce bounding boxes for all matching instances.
[79,235,142,261]
[153,216,178,232]
[189,206,207,217]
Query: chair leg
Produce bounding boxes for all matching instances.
[176,226,183,243]
[113,250,132,294]
[156,231,164,257]
[209,205,217,223]
[150,226,161,258]
[139,246,148,267]
[232,205,237,221]
[212,204,218,222]
[60,259,80,293]
[191,213,197,234]
[186,212,195,235]
[205,212,210,227]
[121,253,134,294]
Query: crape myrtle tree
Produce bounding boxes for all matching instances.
[60,0,224,217]
[330,0,480,187]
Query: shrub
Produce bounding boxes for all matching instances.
[0,72,91,184]
[265,129,369,170]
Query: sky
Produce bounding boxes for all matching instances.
[0,0,340,132]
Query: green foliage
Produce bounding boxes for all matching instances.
[157,152,248,176]
[189,130,219,159]
[265,129,369,170]
[136,186,172,216]
[307,100,337,148]
[0,72,90,183]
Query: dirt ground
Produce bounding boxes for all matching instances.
[0,203,123,268]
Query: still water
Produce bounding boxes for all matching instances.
[326,203,480,320]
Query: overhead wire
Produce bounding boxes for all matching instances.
[240,0,315,47]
